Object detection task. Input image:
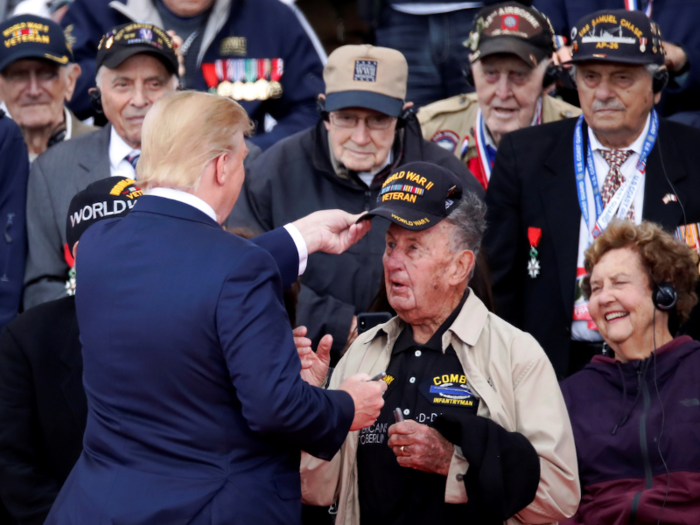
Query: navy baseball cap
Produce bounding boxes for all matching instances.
[0,15,74,73]
[360,162,463,231]
[97,22,178,75]
[66,177,143,249]
[569,9,665,66]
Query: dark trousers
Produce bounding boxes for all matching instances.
[375,8,477,108]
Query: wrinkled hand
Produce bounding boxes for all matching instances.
[339,374,387,431]
[663,42,688,73]
[388,420,455,476]
[166,30,186,79]
[294,326,332,387]
[292,210,372,255]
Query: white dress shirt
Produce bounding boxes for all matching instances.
[146,187,308,275]
[109,127,140,179]
[572,113,650,341]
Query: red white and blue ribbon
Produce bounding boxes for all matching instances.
[625,0,652,17]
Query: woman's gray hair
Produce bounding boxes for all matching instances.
[444,190,488,258]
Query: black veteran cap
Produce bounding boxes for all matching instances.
[360,162,463,231]
[569,9,665,66]
[66,177,143,249]
[466,2,555,68]
[0,15,73,73]
[97,23,178,74]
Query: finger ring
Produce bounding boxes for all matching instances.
[400,446,405,455]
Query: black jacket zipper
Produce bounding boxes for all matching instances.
[628,365,654,524]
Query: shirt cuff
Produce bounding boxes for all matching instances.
[445,447,469,504]
[283,223,308,276]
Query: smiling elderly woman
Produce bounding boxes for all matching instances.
[299,162,579,525]
[560,220,700,525]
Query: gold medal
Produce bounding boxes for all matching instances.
[217,80,233,97]
[254,79,270,100]
[242,81,257,101]
[268,81,283,99]
[231,81,245,100]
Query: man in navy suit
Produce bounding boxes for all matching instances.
[45,91,387,525]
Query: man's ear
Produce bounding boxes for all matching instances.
[64,63,82,102]
[214,152,230,187]
[449,249,476,286]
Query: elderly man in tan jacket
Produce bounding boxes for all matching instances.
[417,2,579,190]
[297,161,580,525]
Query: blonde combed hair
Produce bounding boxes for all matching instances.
[137,90,253,190]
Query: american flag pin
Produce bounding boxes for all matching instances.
[662,193,678,205]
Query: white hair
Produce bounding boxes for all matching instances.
[569,63,662,82]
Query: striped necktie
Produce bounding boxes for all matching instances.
[126,153,140,170]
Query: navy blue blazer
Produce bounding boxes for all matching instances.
[45,196,354,525]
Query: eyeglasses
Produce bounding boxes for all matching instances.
[1,68,60,85]
[329,112,396,130]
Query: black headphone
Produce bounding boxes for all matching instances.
[316,97,415,130]
[89,87,103,114]
[652,281,678,311]
[568,66,669,94]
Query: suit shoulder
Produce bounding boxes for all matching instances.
[248,127,315,176]
[34,126,107,166]
[505,117,577,146]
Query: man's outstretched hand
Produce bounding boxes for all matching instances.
[339,374,387,431]
[292,210,372,255]
[294,326,332,387]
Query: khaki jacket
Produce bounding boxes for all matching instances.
[300,291,580,525]
[417,93,581,165]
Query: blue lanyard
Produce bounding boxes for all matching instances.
[573,110,658,233]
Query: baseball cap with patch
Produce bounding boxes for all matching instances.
[569,9,664,66]
[466,2,555,68]
[0,15,74,73]
[97,22,178,75]
[66,177,143,250]
[359,162,463,231]
[323,44,407,118]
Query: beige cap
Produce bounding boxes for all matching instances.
[323,44,407,117]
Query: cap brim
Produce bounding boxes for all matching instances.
[475,38,549,68]
[0,48,71,73]
[567,54,664,66]
[325,91,403,117]
[99,46,178,75]
[358,206,445,231]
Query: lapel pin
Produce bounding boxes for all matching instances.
[662,193,678,205]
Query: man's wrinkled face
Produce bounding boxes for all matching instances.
[576,62,656,144]
[0,59,73,128]
[383,222,460,326]
[325,107,397,172]
[161,0,214,17]
[99,54,176,150]
[472,54,545,141]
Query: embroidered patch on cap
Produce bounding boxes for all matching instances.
[502,14,519,30]
[353,60,377,82]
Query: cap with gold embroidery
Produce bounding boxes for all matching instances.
[359,162,463,231]
[466,2,555,68]
[0,14,73,73]
[569,9,665,65]
[97,22,178,75]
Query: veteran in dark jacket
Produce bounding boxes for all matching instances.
[228,45,483,359]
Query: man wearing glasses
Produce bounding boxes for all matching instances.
[228,44,482,362]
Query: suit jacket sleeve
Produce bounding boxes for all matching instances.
[251,228,299,289]
[217,246,354,459]
[23,156,67,310]
[483,133,524,325]
[0,326,61,525]
[0,120,28,332]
